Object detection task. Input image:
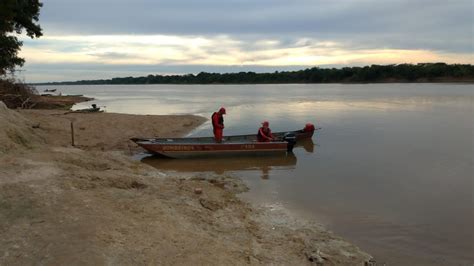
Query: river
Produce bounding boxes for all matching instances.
[38,83,474,265]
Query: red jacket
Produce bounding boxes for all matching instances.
[211,112,224,129]
[257,127,273,142]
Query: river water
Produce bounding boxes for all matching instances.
[39,83,473,265]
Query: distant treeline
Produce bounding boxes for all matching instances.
[39,63,474,85]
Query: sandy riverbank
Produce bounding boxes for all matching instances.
[16,109,206,151]
[0,102,373,265]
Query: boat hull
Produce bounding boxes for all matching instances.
[137,141,290,159]
[132,125,317,159]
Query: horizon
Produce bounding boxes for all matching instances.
[30,63,473,85]
[16,0,474,83]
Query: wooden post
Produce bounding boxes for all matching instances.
[70,121,75,146]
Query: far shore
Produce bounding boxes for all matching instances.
[1,103,373,265]
[30,63,474,86]
[33,78,474,86]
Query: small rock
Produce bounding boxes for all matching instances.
[199,198,221,211]
[130,181,147,189]
[32,123,40,128]
[194,188,202,194]
[305,249,326,265]
[365,258,377,266]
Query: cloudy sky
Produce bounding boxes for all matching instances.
[17,0,473,82]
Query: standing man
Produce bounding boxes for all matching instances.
[211,107,226,142]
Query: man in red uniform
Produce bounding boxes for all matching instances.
[257,121,274,142]
[211,107,226,142]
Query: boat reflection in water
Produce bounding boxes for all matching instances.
[296,138,315,153]
[142,153,298,179]
[141,139,315,179]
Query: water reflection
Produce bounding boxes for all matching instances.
[296,138,315,153]
[142,153,297,179]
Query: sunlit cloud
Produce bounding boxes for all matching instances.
[20,34,473,69]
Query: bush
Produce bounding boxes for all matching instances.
[0,79,38,108]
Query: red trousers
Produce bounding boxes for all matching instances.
[213,128,223,142]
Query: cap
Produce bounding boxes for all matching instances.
[219,107,226,114]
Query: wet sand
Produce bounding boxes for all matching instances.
[0,102,372,265]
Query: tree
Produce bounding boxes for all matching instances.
[0,0,43,75]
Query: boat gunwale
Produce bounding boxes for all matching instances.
[131,128,315,144]
[135,140,289,145]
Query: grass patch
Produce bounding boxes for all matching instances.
[6,129,31,148]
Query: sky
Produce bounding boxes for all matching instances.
[16,0,474,82]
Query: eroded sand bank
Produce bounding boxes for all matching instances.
[0,102,373,265]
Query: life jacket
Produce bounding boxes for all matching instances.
[211,112,224,128]
[257,127,272,142]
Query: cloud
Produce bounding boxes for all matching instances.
[18,33,473,82]
[37,0,472,53]
[14,0,473,82]
[20,34,473,65]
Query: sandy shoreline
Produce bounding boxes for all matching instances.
[0,103,373,265]
[17,109,207,151]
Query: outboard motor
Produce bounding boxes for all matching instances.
[283,132,296,152]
